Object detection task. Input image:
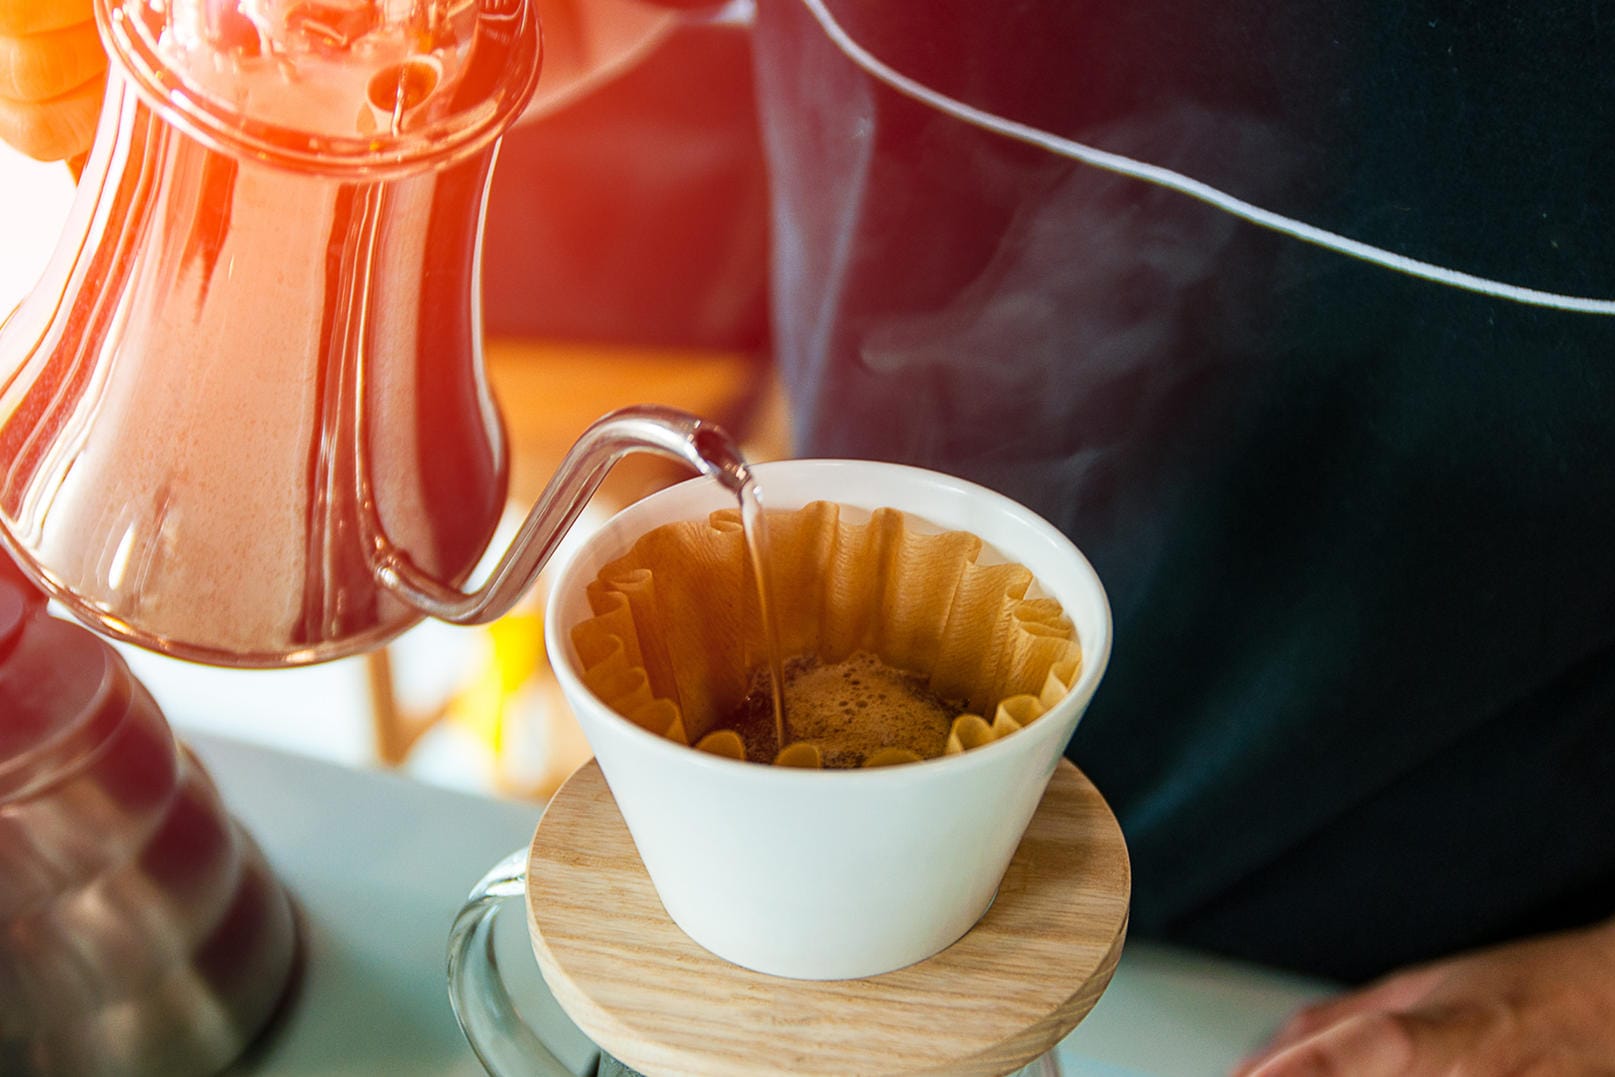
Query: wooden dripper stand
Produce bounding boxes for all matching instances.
[445,461,1130,1076]
[526,759,1130,1077]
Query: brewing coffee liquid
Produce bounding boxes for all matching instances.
[722,464,971,767]
[719,650,967,767]
[736,478,789,753]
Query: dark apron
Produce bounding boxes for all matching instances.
[753,0,1615,981]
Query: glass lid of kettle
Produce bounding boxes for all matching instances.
[100,0,539,173]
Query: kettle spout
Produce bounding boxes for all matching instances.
[368,405,754,627]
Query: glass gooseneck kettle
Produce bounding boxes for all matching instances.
[0,0,750,668]
[0,1,751,1072]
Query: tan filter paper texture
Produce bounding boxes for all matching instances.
[568,502,1081,766]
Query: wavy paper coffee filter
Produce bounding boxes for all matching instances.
[569,501,1081,767]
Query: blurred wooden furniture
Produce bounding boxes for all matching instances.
[484,338,785,508]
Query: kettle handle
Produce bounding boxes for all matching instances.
[364,404,751,626]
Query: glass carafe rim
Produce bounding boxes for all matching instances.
[97,0,541,177]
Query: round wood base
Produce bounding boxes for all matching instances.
[527,759,1130,1077]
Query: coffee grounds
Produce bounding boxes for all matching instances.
[718,650,964,768]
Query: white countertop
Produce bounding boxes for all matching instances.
[186,730,1334,1077]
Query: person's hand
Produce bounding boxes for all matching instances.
[0,0,105,161]
[1235,917,1615,1076]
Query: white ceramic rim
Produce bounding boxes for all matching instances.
[543,459,1113,785]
